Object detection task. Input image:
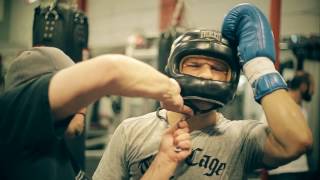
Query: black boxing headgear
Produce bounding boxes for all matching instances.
[165,29,240,112]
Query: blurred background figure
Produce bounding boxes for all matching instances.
[287,71,315,105]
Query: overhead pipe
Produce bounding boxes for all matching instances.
[269,0,282,70]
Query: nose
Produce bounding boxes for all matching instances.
[197,66,213,80]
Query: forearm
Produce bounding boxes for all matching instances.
[261,89,313,155]
[99,55,174,101]
[50,54,174,120]
[141,153,178,180]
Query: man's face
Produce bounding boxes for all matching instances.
[179,56,231,110]
[301,77,315,102]
[180,56,231,81]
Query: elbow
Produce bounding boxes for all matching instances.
[300,131,313,152]
[288,130,313,158]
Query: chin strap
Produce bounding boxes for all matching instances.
[156,107,167,122]
[156,100,220,117]
[184,100,219,115]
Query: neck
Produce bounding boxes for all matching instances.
[167,110,218,132]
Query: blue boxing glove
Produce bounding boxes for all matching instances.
[221,3,287,102]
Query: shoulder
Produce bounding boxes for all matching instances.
[217,113,262,127]
[2,74,53,103]
[217,114,268,135]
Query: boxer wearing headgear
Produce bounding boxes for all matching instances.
[165,29,240,114]
[94,3,312,180]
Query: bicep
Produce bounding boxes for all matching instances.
[49,58,117,120]
[244,122,292,168]
[262,132,298,167]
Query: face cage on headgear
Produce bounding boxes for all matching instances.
[165,30,240,113]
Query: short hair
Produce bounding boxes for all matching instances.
[288,71,311,90]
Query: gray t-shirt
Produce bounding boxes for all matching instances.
[93,110,269,180]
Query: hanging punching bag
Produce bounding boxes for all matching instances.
[33,4,88,63]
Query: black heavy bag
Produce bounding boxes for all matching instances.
[33,5,88,63]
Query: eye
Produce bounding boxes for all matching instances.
[211,64,228,72]
[185,62,201,68]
